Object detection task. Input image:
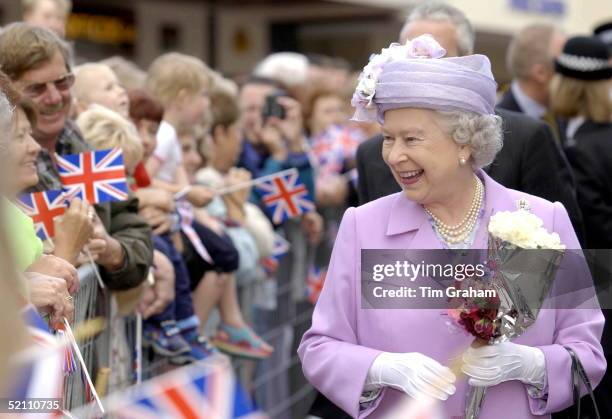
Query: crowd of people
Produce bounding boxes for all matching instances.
[1,0,367,412]
[0,0,610,418]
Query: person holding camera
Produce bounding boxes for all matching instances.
[239,78,312,185]
[237,76,323,391]
[238,76,322,244]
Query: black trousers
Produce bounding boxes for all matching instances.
[308,392,351,419]
[181,221,239,290]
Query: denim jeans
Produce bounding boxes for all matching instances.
[148,234,195,323]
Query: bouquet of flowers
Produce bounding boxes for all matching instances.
[447,200,565,419]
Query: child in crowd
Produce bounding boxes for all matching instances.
[127,89,161,164]
[75,105,141,174]
[181,124,274,359]
[144,52,214,207]
[73,63,129,118]
[197,79,276,259]
[145,54,273,358]
[144,55,244,287]
[76,105,214,363]
[74,67,155,206]
[130,83,256,360]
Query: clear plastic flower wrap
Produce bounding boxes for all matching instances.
[447,204,566,419]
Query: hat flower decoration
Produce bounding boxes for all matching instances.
[352,34,447,119]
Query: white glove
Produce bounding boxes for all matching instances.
[364,352,457,401]
[462,341,547,388]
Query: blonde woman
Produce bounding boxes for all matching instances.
[551,35,612,417]
[551,36,612,249]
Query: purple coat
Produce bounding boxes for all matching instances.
[298,172,606,418]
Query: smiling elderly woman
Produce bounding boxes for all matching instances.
[297,35,605,418]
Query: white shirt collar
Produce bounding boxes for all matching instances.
[565,116,586,147]
[511,81,548,119]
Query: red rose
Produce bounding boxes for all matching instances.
[474,318,495,340]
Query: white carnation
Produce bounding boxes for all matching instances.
[357,75,376,97]
[488,208,565,250]
[381,43,407,61]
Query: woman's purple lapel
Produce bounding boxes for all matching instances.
[383,170,519,250]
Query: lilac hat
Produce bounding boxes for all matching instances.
[351,34,498,123]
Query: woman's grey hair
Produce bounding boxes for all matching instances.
[0,91,14,155]
[402,1,475,56]
[435,110,503,169]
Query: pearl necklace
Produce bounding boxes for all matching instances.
[424,176,484,244]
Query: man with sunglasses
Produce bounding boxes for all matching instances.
[0,22,153,291]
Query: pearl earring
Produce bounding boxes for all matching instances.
[459,156,467,166]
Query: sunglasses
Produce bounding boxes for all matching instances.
[21,73,75,98]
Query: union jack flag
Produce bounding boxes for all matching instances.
[306,266,327,305]
[255,169,314,225]
[105,357,266,419]
[9,305,64,418]
[261,233,290,275]
[16,189,66,240]
[56,147,129,204]
[22,304,56,348]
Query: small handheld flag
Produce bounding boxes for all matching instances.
[255,169,314,225]
[261,233,290,275]
[306,266,327,305]
[10,305,65,416]
[16,189,66,240]
[99,356,265,419]
[56,147,129,204]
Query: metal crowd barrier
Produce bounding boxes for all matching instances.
[63,263,109,411]
[62,226,321,418]
[233,218,321,419]
[63,264,174,414]
[235,280,316,419]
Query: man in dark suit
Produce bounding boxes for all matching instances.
[356,3,585,244]
[497,23,567,145]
